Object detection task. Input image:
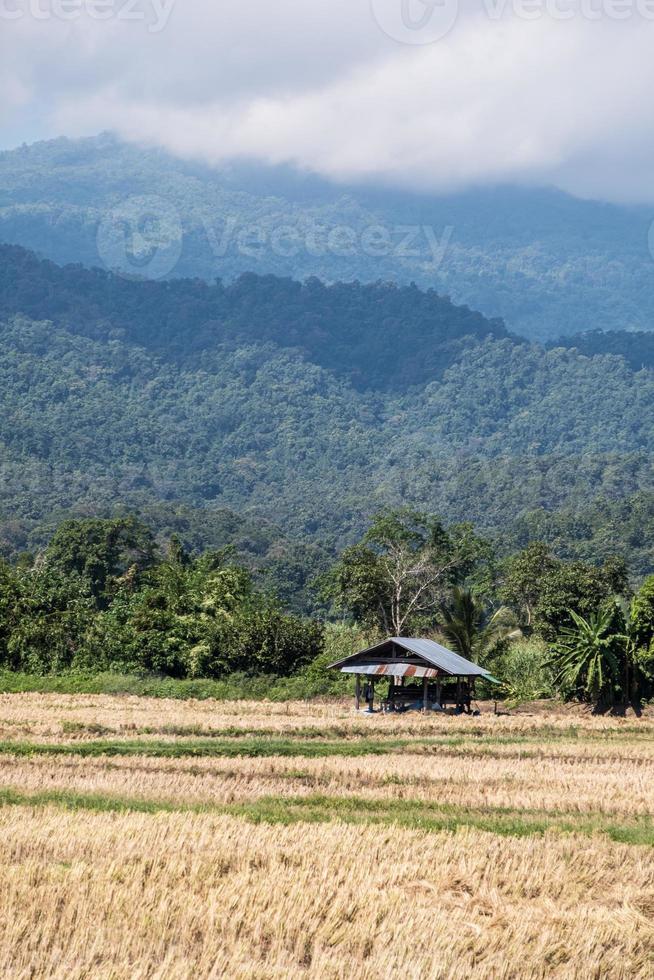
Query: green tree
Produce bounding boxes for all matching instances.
[630,575,654,654]
[45,517,155,608]
[498,543,557,628]
[438,586,520,664]
[627,576,654,696]
[85,547,322,679]
[0,559,19,661]
[500,544,628,641]
[0,564,94,673]
[323,509,492,636]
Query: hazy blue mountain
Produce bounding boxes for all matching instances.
[2,134,654,341]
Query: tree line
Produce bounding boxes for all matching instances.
[2,509,654,707]
[323,509,654,707]
[0,517,323,679]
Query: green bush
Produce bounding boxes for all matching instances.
[0,624,366,701]
[493,639,555,704]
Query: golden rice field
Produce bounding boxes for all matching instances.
[1,693,654,978]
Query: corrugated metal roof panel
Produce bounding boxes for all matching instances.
[340,662,439,679]
[330,637,493,679]
[389,637,491,677]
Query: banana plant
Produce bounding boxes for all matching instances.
[548,605,626,705]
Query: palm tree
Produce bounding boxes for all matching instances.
[548,606,625,705]
[438,587,520,664]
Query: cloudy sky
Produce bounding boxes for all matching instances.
[2,0,654,202]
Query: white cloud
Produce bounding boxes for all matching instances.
[3,0,654,202]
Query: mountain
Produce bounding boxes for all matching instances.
[0,243,507,392]
[2,243,654,590]
[2,134,654,341]
[548,330,654,372]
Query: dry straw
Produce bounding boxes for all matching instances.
[0,694,653,977]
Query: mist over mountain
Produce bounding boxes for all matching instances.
[2,135,654,342]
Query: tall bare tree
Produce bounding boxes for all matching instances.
[324,509,492,636]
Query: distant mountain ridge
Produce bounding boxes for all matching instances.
[2,134,654,341]
[0,242,508,392]
[548,330,654,372]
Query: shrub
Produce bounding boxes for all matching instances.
[494,638,555,704]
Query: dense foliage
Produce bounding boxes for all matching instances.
[3,245,654,595]
[3,138,654,708]
[2,509,653,707]
[498,543,628,641]
[0,242,505,392]
[326,512,654,706]
[323,510,493,635]
[0,519,323,678]
[548,606,627,706]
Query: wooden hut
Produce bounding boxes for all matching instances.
[330,636,496,712]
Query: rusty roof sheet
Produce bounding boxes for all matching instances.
[339,662,439,679]
[389,637,492,677]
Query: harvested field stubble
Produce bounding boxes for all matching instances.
[1,809,654,978]
[1,692,652,739]
[1,748,653,818]
[0,694,653,978]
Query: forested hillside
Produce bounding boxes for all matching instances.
[2,134,654,341]
[0,243,505,392]
[2,244,654,596]
[551,330,654,371]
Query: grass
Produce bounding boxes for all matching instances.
[2,807,653,977]
[0,670,286,700]
[1,785,654,846]
[1,726,653,763]
[56,717,654,742]
[0,670,348,701]
[0,735,417,758]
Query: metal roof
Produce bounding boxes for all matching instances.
[339,662,439,679]
[390,637,493,677]
[330,636,494,679]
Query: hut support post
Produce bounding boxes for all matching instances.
[355,674,361,711]
[368,680,375,713]
[436,677,442,708]
[422,676,429,713]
